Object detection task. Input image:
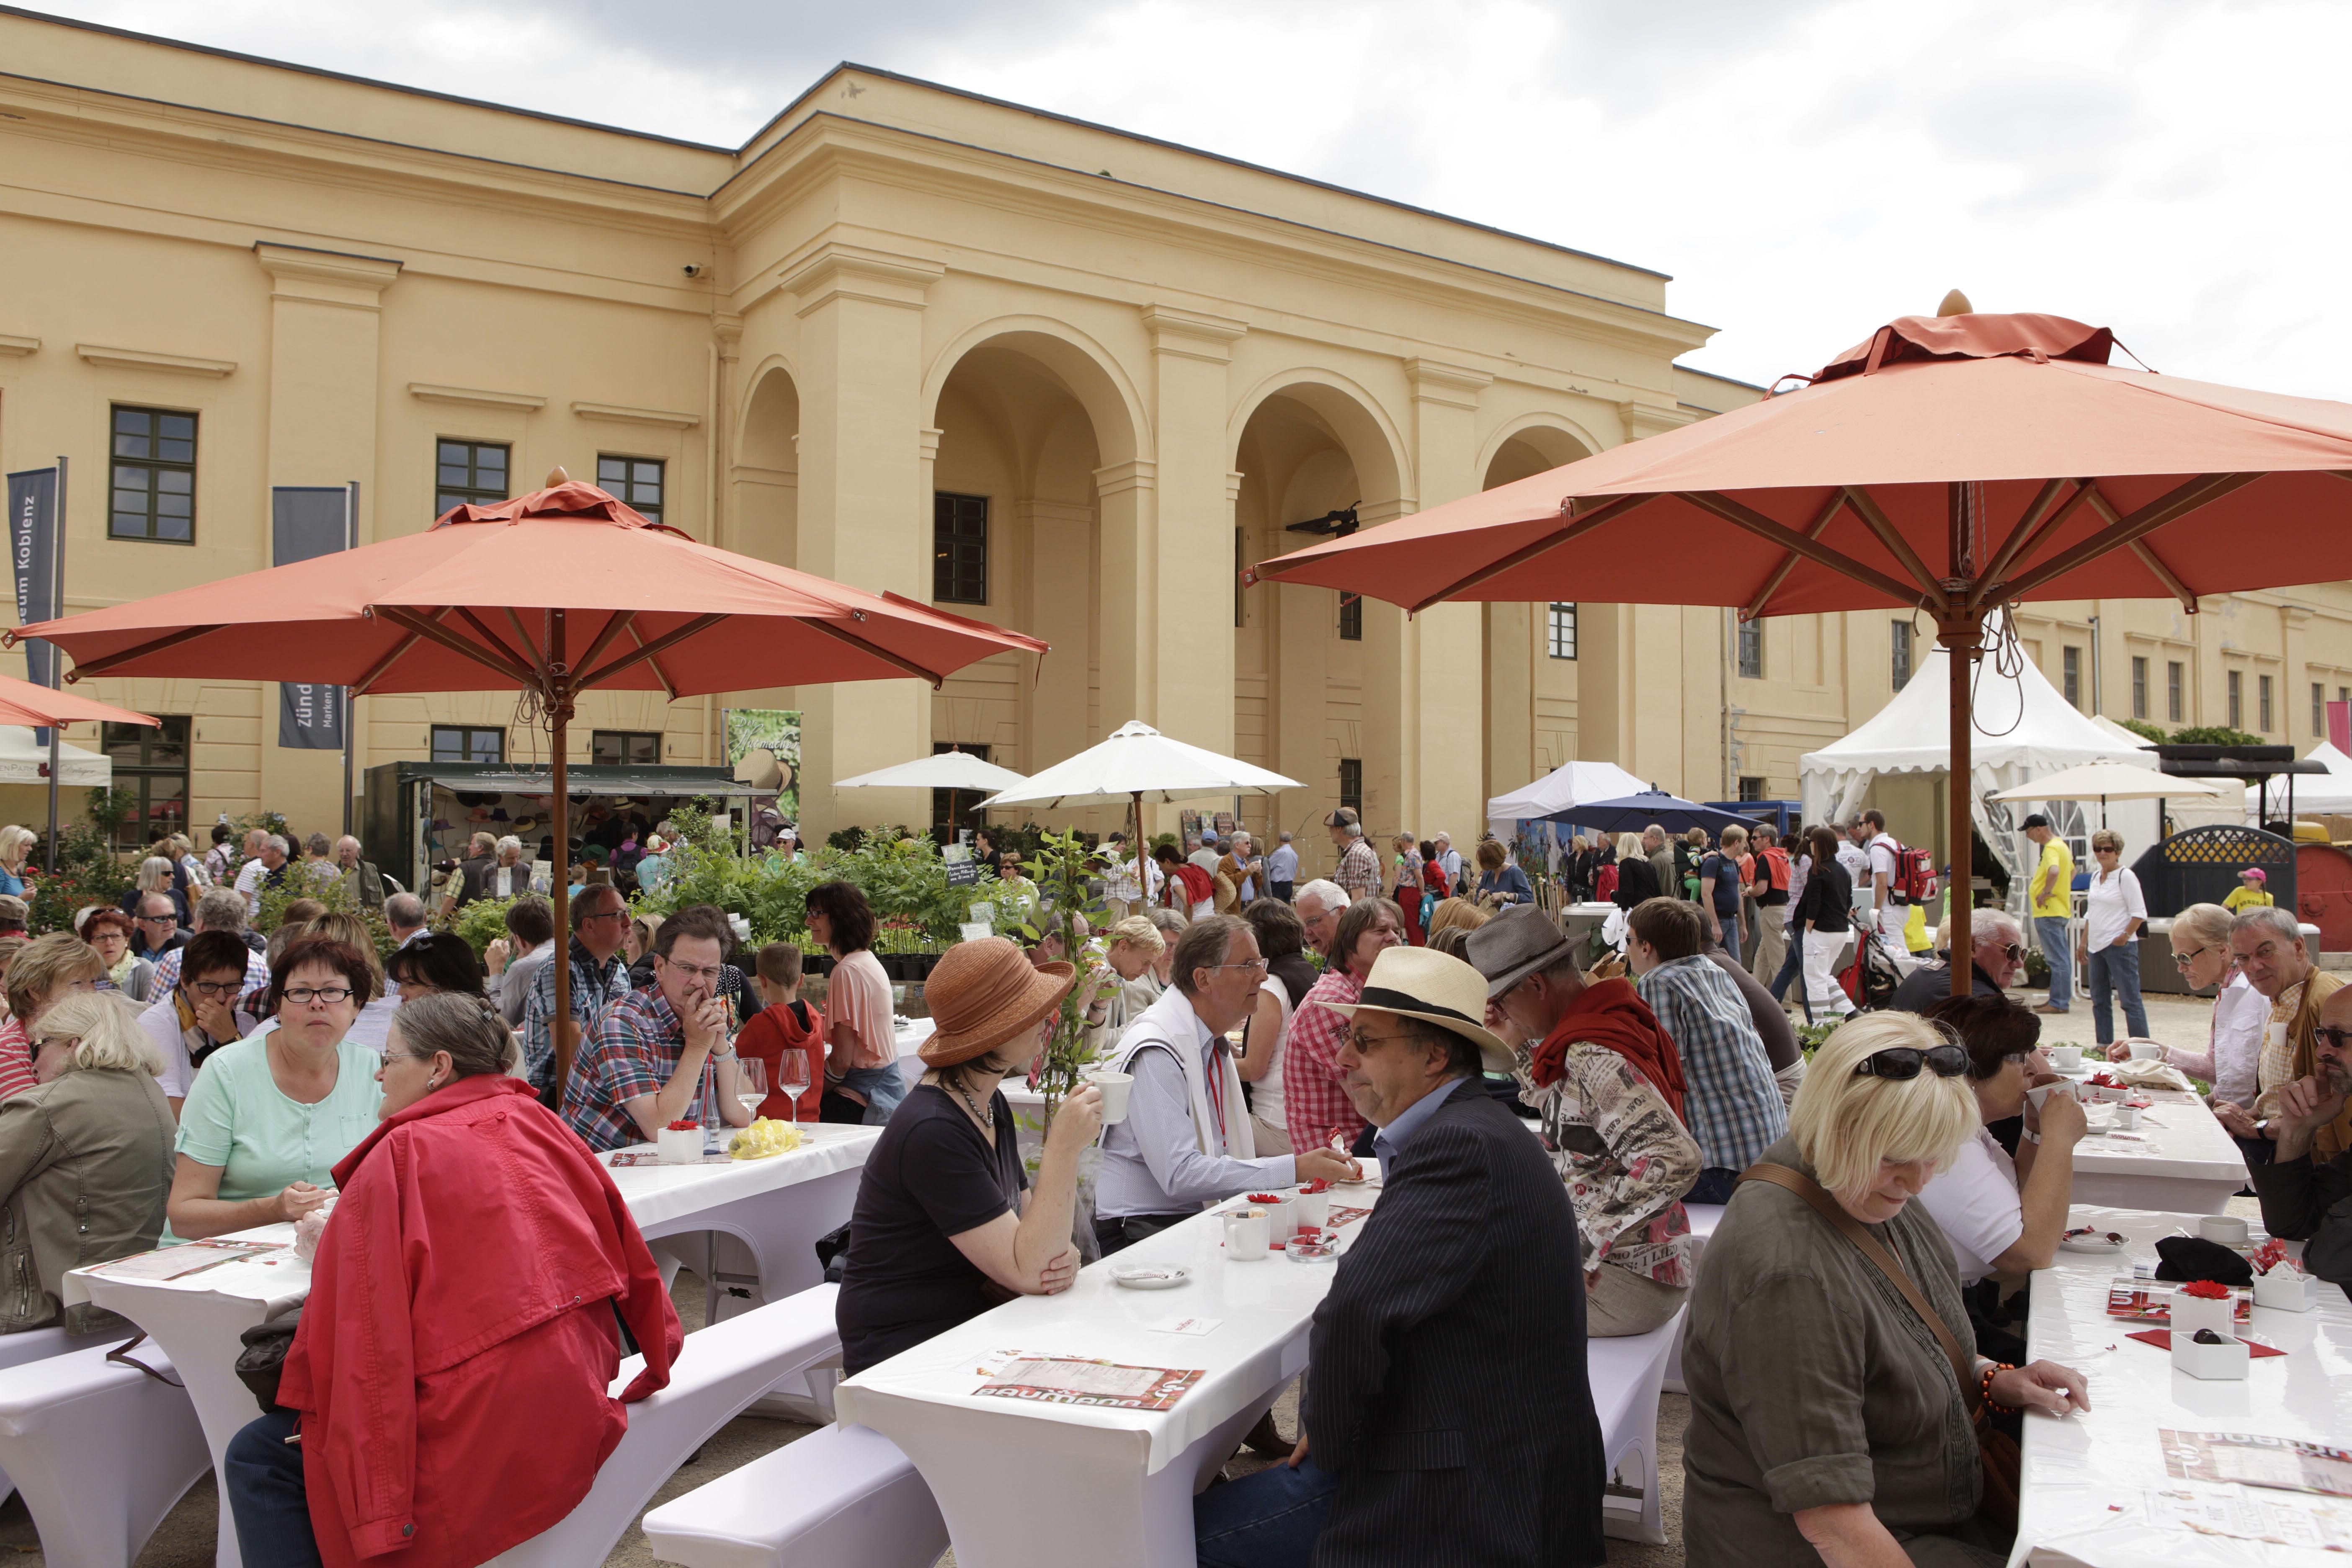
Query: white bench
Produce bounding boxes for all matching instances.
[1590,1304,1687,1546]
[1661,1201,1724,1395]
[486,1283,844,1568]
[640,1420,946,1568]
[0,1326,80,1509]
[0,1336,209,1568]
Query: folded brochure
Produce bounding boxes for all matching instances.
[83,1238,286,1283]
[2107,1278,2252,1324]
[2162,1431,2352,1498]
[972,1351,1203,1412]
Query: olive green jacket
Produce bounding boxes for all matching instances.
[0,1068,175,1335]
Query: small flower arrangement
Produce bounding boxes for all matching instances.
[1300,1178,1332,1195]
[2179,1279,2232,1300]
[1248,1193,1284,1205]
[664,1119,701,1132]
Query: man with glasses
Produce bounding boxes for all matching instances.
[2228,906,2348,1160]
[562,908,753,1153]
[2247,985,2352,1286]
[521,883,634,1099]
[136,928,263,1117]
[1889,907,2029,1014]
[130,892,188,963]
[148,890,271,1001]
[1094,914,1352,1254]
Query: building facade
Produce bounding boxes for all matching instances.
[3,13,2349,879]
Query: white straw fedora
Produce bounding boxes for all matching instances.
[1324,946,1514,1074]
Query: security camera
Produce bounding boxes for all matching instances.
[683,263,706,278]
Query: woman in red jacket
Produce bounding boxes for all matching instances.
[223,994,682,1568]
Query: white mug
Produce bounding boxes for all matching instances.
[2200,1214,2250,1246]
[2047,1045,2084,1072]
[2128,1040,2161,1060]
[1223,1210,1269,1260]
[1083,1070,1134,1125]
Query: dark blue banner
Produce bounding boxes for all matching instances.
[273,487,350,750]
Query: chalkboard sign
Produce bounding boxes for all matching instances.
[946,857,983,888]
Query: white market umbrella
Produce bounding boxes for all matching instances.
[1991,760,2226,828]
[981,720,1302,867]
[836,748,1033,835]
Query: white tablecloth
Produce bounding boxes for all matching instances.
[836,1170,1385,1568]
[2066,1091,2249,1215]
[2013,1205,2351,1566]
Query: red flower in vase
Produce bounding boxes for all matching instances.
[2178,1280,2231,1300]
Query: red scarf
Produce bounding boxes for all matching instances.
[1530,976,1688,1119]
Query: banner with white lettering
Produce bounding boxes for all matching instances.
[6,467,59,743]
[273,487,350,750]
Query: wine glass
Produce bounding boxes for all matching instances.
[777,1051,810,1125]
[735,1058,767,1122]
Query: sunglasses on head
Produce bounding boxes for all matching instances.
[1852,1044,1970,1081]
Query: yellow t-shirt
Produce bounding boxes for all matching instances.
[2030,838,2075,918]
[2223,885,2274,912]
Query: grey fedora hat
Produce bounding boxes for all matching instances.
[1461,905,1579,998]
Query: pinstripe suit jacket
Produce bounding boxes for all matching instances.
[1304,1077,1606,1567]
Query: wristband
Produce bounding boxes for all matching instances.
[1979,1360,2020,1415]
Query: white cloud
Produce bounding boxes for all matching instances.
[37,0,2352,396]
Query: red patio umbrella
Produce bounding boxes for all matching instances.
[0,674,160,873]
[13,472,1047,1089]
[1253,305,2352,998]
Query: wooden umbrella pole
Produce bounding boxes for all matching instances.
[549,607,577,1099]
[1942,484,1985,1003]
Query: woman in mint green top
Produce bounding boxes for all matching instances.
[167,936,383,1242]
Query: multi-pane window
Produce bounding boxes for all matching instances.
[1338,758,1363,816]
[2132,657,2149,721]
[1547,603,1579,660]
[435,440,508,516]
[933,493,988,605]
[101,716,189,851]
[2169,661,2185,723]
[932,742,990,835]
[2227,670,2243,730]
[1891,621,1913,688]
[1736,619,1762,678]
[2062,646,2082,709]
[591,730,661,766]
[2316,683,2326,739]
[1738,776,1767,803]
[109,406,196,542]
[2259,673,2274,733]
[430,725,504,764]
[1338,593,1362,641]
[597,456,664,526]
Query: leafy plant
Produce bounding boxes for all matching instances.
[84,786,137,841]
[2168,725,2265,748]
[1796,1019,1842,1058]
[2117,717,2170,743]
[449,895,518,957]
[1011,827,1111,1127]
[24,824,132,935]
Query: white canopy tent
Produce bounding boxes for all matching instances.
[1801,641,2156,895]
[0,726,110,787]
[2245,741,2352,820]
[2086,714,2158,752]
[1485,759,1649,842]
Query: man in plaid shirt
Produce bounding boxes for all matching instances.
[561,913,756,1153]
[1328,808,1381,903]
[523,885,635,1094]
[1282,896,1406,1154]
[1626,898,1785,1204]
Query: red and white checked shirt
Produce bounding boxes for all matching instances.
[1282,965,1366,1153]
[1336,837,1381,902]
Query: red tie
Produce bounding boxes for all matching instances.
[1204,1041,1228,1150]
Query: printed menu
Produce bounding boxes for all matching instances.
[973,1353,1203,1412]
[2107,1279,2252,1325]
[2161,1431,2352,1498]
[83,1238,285,1283]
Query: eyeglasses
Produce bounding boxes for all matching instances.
[1995,943,2025,961]
[188,980,245,999]
[1207,958,1270,976]
[283,985,354,1006]
[1346,1028,1424,1052]
[135,914,175,926]
[2173,943,2215,970]
[1852,1044,1970,1080]
[2315,1026,2352,1052]
[580,909,630,925]
[661,959,724,983]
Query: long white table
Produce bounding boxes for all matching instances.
[61,1122,879,1568]
[2012,1205,2351,1566]
[2065,1090,2249,1215]
[836,1172,1385,1568]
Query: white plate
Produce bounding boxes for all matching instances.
[1110,1264,1191,1290]
[2060,1232,2125,1254]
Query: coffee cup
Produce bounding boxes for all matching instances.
[1083,1070,1134,1125]
[1223,1210,1269,1260]
[2026,1081,2078,1111]
[2200,1214,2250,1247]
[2048,1045,2084,1073]
[2128,1040,2161,1060]
[1293,1187,1331,1231]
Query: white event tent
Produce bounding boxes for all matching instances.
[2246,741,2352,820]
[0,726,113,842]
[1485,758,1649,843]
[1801,641,2156,893]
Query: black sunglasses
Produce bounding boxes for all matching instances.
[2316,1026,2352,1052]
[1852,1044,1970,1081]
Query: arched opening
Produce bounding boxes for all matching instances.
[735,364,800,567]
[1480,424,1596,800]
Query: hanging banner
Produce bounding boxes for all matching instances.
[2330,699,2349,758]
[6,467,59,694]
[273,487,350,750]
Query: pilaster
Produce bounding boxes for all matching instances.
[1142,305,1244,759]
[1404,358,1491,843]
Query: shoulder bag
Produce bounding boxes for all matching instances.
[1738,1162,2019,1532]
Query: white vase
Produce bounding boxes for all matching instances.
[2169,1288,2234,1338]
[2253,1269,2316,1312]
[657,1125,704,1165]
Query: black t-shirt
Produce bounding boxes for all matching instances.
[837,1084,1029,1376]
[1699,852,1742,916]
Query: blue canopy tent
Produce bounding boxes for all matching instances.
[1539,789,1761,837]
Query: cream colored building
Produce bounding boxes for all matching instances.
[3,12,2348,877]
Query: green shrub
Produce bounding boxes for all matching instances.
[2168,725,2264,748]
[2117,717,2170,743]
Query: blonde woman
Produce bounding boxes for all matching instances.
[124,855,181,930]
[2076,829,2148,1046]
[1683,1013,2089,1568]
[0,825,33,899]
[167,833,210,891]
[1081,915,1166,1056]
[1424,896,1490,945]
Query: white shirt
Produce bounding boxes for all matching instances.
[489,861,531,899]
[1866,832,1901,891]
[1248,974,1292,1127]
[1916,1126,2022,1285]
[1266,843,1299,884]
[1095,987,1292,1218]
[2084,865,2147,951]
[1438,848,1463,884]
[1834,840,1869,886]
[2206,970,2267,1108]
[233,857,268,917]
[1108,855,1163,905]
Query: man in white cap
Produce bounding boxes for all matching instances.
[1193,944,1604,1567]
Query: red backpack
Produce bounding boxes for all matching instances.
[1756,845,1792,894]
[1890,840,1937,904]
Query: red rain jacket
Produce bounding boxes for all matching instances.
[277,1074,682,1567]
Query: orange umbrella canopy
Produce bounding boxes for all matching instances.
[1256,312,2352,620]
[0,674,155,731]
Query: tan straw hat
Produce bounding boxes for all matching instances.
[1323,945,1514,1074]
[919,937,1075,1068]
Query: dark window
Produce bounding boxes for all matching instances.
[1891,621,1913,687]
[1234,527,1245,630]
[2169,661,2185,723]
[1737,775,1766,803]
[109,406,197,543]
[101,716,190,852]
[1736,619,1762,679]
[2132,656,2148,720]
[2316,682,2326,739]
[430,725,504,764]
[2259,673,2274,733]
[1547,603,1578,660]
[436,440,508,516]
[932,742,990,836]
[1338,758,1362,816]
[2062,646,2081,709]
[2227,669,2242,730]
[1338,592,1362,641]
[933,493,988,605]
[591,730,661,766]
[596,455,664,526]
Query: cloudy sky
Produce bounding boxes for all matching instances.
[35,0,2352,397]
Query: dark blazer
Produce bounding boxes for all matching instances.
[1613,853,1662,910]
[1304,1077,1605,1568]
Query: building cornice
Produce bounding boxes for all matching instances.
[76,343,235,377]
[571,401,700,430]
[777,241,945,317]
[0,335,36,357]
[408,382,545,412]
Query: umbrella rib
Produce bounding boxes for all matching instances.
[1974,479,2079,600]
[351,624,429,697]
[622,622,677,699]
[800,616,951,689]
[2000,473,2256,602]
[501,607,547,673]
[2075,489,2201,611]
[1839,486,1947,603]
[574,613,724,692]
[62,623,224,680]
[1685,491,1935,610]
[1742,491,1847,621]
[1402,494,1656,614]
[572,610,638,680]
[452,607,536,679]
[376,606,540,687]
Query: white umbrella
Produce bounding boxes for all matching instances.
[1990,760,2226,827]
[981,720,1303,868]
[834,751,1032,793]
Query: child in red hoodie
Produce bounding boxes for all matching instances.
[733,943,826,1120]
